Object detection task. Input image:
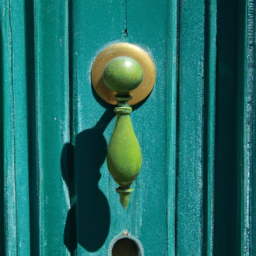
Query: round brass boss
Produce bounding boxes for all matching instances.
[91,43,156,105]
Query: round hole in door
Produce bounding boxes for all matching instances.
[112,238,138,256]
[108,234,144,256]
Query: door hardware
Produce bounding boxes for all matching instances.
[91,43,155,209]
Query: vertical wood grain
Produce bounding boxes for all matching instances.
[166,0,178,255]
[0,2,4,250]
[241,0,255,254]
[252,0,256,252]
[251,0,256,251]
[1,1,18,254]
[10,0,31,254]
[204,0,217,255]
[0,0,31,254]
[176,0,205,254]
[33,0,70,254]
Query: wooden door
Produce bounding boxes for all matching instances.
[0,0,255,255]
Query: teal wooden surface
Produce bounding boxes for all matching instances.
[252,1,256,253]
[241,0,255,254]
[0,0,31,254]
[72,1,169,255]
[10,1,30,254]
[33,0,70,255]
[0,0,70,254]
[252,0,256,251]
[126,0,168,254]
[204,0,217,255]
[166,0,178,255]
[176,0,209,254]
[0,0,256,255]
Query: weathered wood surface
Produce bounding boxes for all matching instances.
[0,0,255,255]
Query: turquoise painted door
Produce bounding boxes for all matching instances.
[0,0,256,255]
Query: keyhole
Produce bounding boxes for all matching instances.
[109,235,144,256]
[112,238,139,256]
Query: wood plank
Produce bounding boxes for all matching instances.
[10,0,31,254]
[176,0,205,254]
[241,0,255,254]
[33,0,70,254]
[122,0,169,255]
[166,0,178,255]
[0,0,31,254]
[251,0,256,250]
[1,0,18,254]
[251,1,256,251]
[204,0,217,255]
[0,1,4,249]
[71,1,124,255]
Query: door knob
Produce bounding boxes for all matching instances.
[92,43,155,209]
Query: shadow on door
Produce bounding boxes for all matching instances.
[62,109,115,254]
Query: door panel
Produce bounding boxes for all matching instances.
[72,1,169,255]
[177,0,208,254]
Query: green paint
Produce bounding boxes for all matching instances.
[103,56,143,93]
[107,107,142,209]
[116,187,134,210]
[103,56,143,209]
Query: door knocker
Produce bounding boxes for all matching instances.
[91,43,155,209]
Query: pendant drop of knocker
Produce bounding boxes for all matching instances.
[91,43,156,209]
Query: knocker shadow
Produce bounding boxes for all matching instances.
[62,108,115,254]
